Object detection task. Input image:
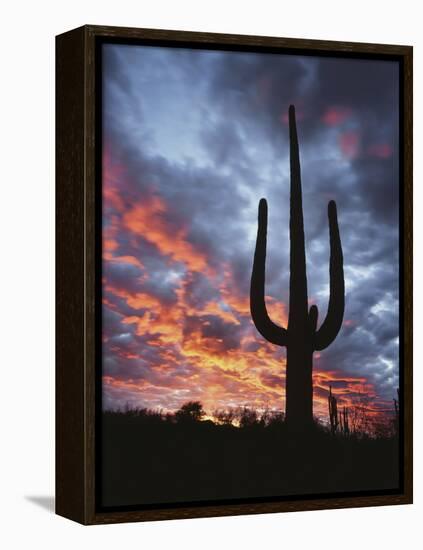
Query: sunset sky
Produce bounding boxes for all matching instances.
[101,43,400,421]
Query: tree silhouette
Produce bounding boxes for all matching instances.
[250,105,345,429]
[212,408,236,426]
[237,407,259,428]
[175,401,205,423]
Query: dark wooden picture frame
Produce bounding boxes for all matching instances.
[56,24,413,525]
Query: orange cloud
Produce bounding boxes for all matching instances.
[104,271,385,423]
[122,195,211,274]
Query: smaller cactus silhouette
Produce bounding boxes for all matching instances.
[328,385,339,434]
[339,406,349,435]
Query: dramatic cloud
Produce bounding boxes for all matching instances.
[101,43,400,422]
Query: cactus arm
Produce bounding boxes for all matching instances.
[315,200,345,351]
[250,198,288,347]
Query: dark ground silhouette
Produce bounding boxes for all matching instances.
[101,404,399,508]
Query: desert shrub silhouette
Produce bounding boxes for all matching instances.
[175,401,205,423]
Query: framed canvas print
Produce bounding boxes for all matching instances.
[56,25,412,524]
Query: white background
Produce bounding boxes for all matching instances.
[0,1,420,548]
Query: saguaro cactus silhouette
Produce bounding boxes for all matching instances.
[250,105,345,428]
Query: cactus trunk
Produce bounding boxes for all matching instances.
[286,346,313,425]
[250,105,345,429]
[286,106,312,426]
